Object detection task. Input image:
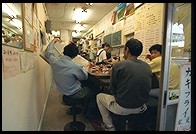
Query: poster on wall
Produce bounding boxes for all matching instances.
[117,3,126,21]
[20,51,35,72]
[23,19,35,52]
[124,3,135,17]
[2,45,21,79]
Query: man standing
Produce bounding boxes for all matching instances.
[96,43,111,65]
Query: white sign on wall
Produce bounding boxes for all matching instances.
[175,62,191,131]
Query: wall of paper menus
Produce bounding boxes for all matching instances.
[134,3,165,56]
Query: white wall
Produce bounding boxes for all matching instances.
[92,7,116,38]
[2,3,53,131]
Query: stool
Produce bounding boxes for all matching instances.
[66,107,82,115]
[62,96,82,115]
[62,95,86,131]
[112,111,147,131]
[111,106,157,131]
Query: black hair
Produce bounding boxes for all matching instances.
[125,38,143,56]
[149,44,162,54]
[101,43,106,48]
[63,43,78,58]
[102,42,110,48]
[105,43,110,47]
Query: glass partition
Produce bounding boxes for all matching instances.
[157,3,191,131]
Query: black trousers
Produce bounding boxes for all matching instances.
[80,79,102,118]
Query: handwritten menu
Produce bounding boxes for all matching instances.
[134,3,164,55]
[105,26,113,36]
[2,46,20,79]
[123,14,135,35]
[20,51,35,72]
[175,63,191,131]
[113,20,124,33]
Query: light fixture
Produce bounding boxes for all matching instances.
[85,3,93,6]
[75,20,81,24]
[2,3,17,18]
[82,7,87,13]
[72,30,80,37]
[52,30,60,37]
[73,8,88,24]
[10,18,22,29]
[75,24,85,32]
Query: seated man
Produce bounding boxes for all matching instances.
[45,38,97,114]
[96,38,152,131]
[146,44,180,98]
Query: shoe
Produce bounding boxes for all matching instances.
[101,123,116,131]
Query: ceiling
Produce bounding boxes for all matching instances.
[45,3,118,38]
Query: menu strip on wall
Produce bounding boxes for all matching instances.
[134,3,165,56]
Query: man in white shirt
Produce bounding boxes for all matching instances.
[96,43,110,65]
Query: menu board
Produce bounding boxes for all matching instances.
[134,3,165,56]
[112,30,122,46]
[104,34,112,45]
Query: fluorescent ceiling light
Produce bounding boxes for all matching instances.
[2,3,17,18]
[10,19,22,29]
[52,30,60,36]
[86,3,93,6]
[75,24,85,32]
[73,8,88,23]
[72,31,79,37]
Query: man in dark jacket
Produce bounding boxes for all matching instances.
[96,38,152,131]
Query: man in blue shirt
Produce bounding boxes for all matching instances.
[45,38,99,115]
[45,38,89,98]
